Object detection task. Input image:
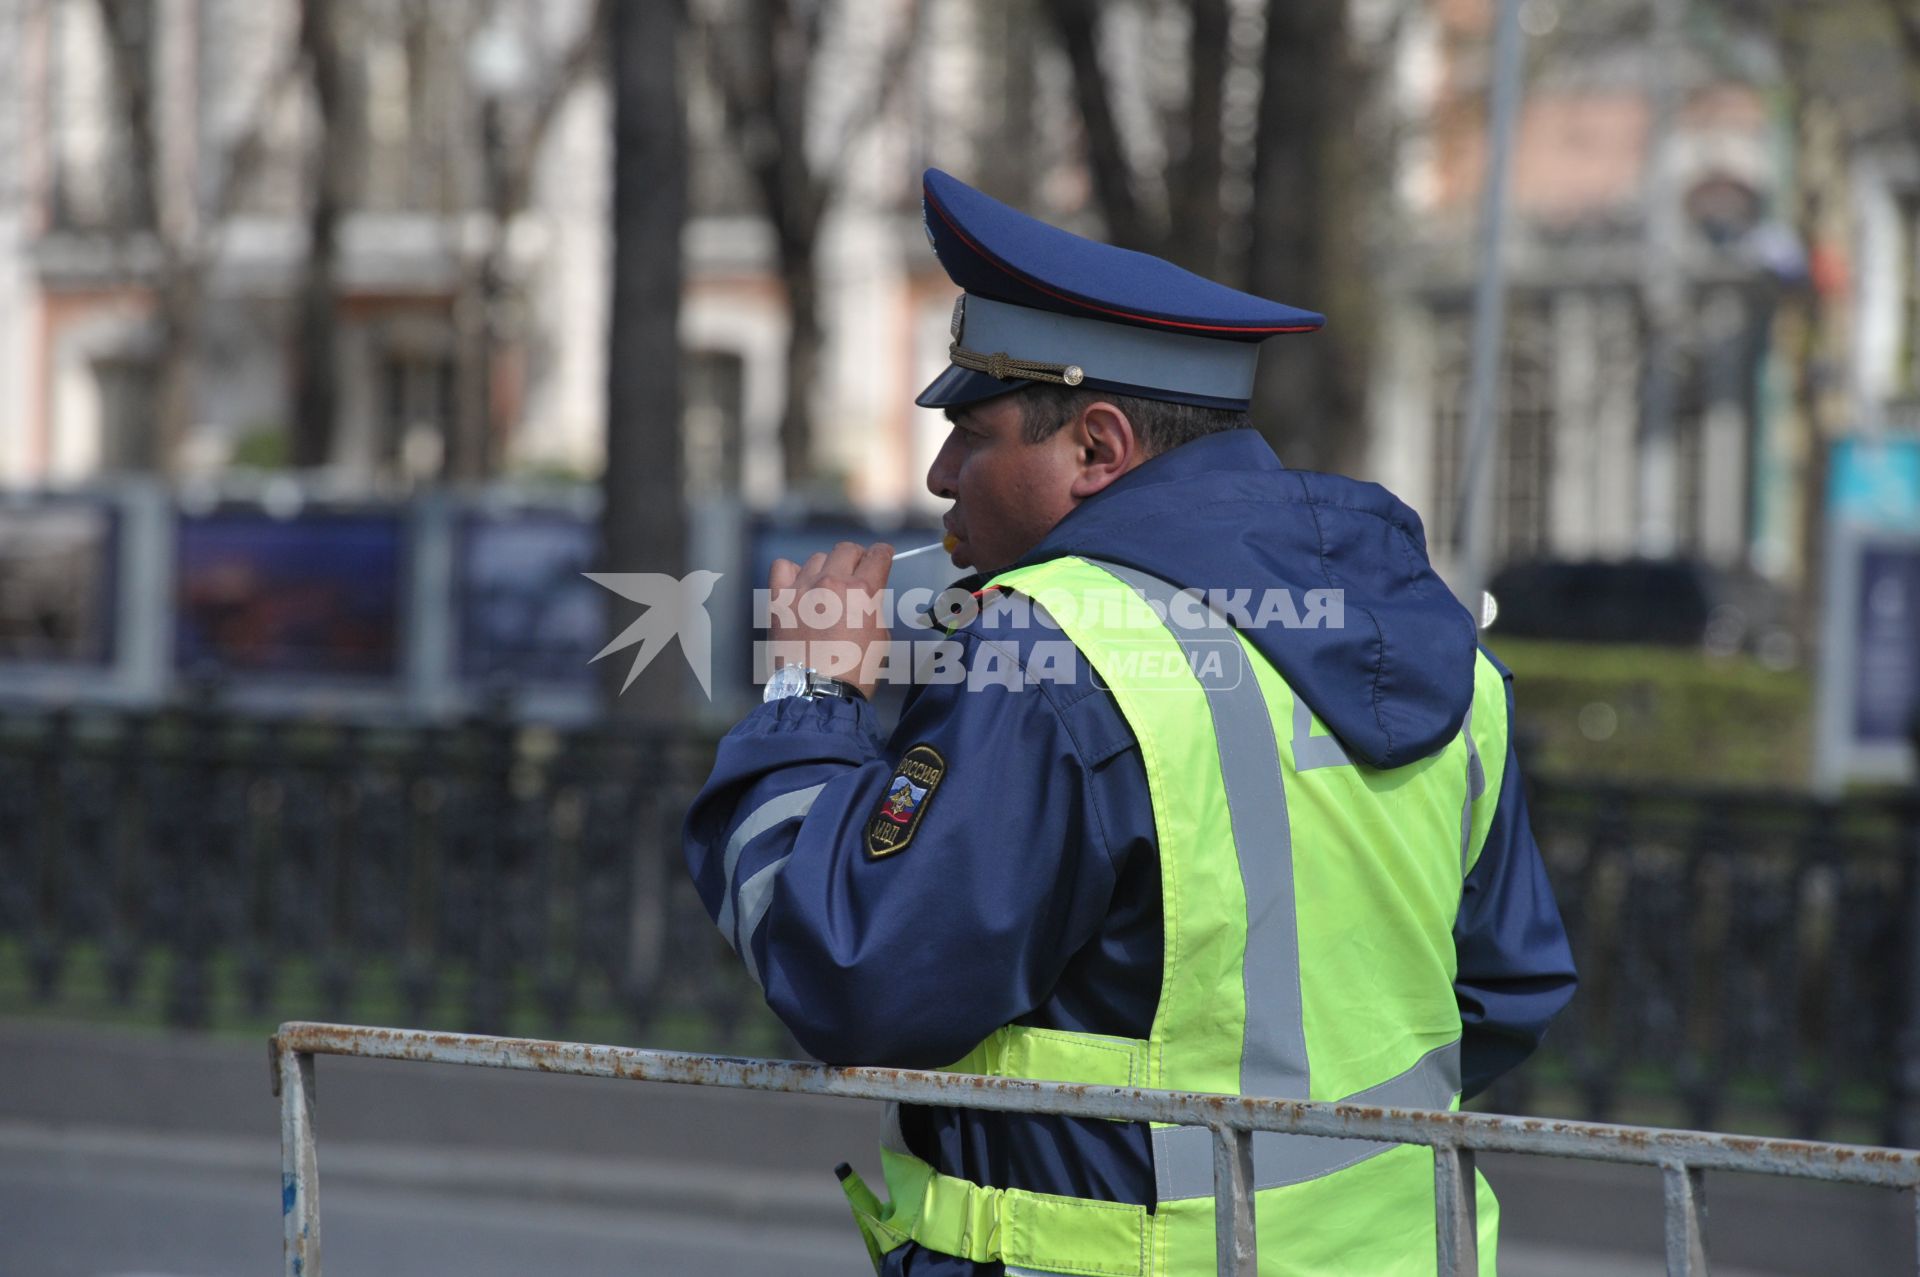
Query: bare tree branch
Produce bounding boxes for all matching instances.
[793,0,829,58]
[704,0,806,226]
[698,0,921,485]
[87,0,308,475]
[700,0,831,481]
[1889,0,1920,62]
[1878,0,1920,141]
[770,0,827,238]
[205,48,306,241]
[500,0,614,221]
[822,0,926,181]
[1041,0,1152,250]
[290,0,358,468]
[1169,0,1229,276]
[1248,0,1370,473]
[92,0,160,231]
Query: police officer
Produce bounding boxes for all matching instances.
[683,169,1576,1276]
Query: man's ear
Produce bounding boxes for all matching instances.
[1067,401,1142,499]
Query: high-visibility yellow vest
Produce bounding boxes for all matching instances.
[840,556,1507,1275]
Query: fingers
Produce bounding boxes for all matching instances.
[794,551,829,591]
[856,542,895,592]
[767,542,897,692]
[823,541,865,580]
[768,558,799,595]
[793,541,894,594]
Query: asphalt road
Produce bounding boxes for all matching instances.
[0,1140,859,1277]
[0,1122,1817,1277]
[0,1020,1905,1275]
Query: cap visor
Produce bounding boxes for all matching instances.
[914,365,1032,410]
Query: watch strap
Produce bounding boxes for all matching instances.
[807,672,867,702]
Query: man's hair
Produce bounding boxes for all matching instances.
[1011,384,1250,455]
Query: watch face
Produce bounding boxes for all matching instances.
[764,664,809,702]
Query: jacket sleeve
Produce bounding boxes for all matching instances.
[1454,670,1579,1099]
[682,632,1126,1068]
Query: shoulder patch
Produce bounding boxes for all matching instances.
[865,744,947,859]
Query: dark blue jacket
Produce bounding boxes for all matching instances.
[683,431,1577,1276]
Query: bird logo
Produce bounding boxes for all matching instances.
[584,570,724,699]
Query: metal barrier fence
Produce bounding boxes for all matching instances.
[3,700,1917,1136]
[270,1021,1920,1277]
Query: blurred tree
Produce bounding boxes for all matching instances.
[1042,0,1159,255]
[90,0,301,476]
[1895,2,1920,121]
[91,0,160,231]
[698,0,923,492]
[1773,5,1859,621]
[604,0,690,718]
[602,0,689,1025]
[971,0,1043,209]
[289,0,360,469]
[1245,0,1373,477]
[291,0,612,477]
[1175,0,1232,282]
[450,0,612,482]
[1042,0,1233,276]
[1707,0,1904,606]
[1040,0,1389,475]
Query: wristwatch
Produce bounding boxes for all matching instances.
[763,664,866,703]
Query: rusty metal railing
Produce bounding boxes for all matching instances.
[270,1021,1920,1276]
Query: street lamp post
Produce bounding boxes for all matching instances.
[1452,0,1528,625]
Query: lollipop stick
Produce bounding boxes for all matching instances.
[888,534,959,562]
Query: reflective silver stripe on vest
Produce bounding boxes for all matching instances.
[716,784,826,950]
[881,1101,911,1155]
[1081,561,1465,1205]
[1459,704,1485,872]
[1291,692,1353,772]
[1465,705,1487,801]
[1086,562,1310,1109]
[1152,1040,1463,1201]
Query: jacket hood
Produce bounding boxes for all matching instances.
[1008,429,1477,769]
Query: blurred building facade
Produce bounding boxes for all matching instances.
[0,0,1912,592]
[0,0,951,513]
[1369,0,1811,584]
[0,0,614,487]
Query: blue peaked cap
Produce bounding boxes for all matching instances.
[916,168,1323,411]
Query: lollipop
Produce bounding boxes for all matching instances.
[892,534,959,562]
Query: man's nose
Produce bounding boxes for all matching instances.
[926,433,960,500]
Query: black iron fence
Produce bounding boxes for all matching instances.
[2,700,1917,1141]
[1506,773,1920,1144]
[0,696,774,1052]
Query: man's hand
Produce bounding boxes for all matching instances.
[768,541,895,700]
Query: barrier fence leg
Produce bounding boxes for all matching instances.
[1210,1124,1256,1276]
[1435,1144,1478,1276]
[1662,1163,1707,1277]
[275,1039,322,1277]
[1911,1184,1920,1277]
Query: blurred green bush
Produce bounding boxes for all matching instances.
[1490,638,1813,788]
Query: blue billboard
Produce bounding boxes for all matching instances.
[174,510,404,678]
[454,510,606,686]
